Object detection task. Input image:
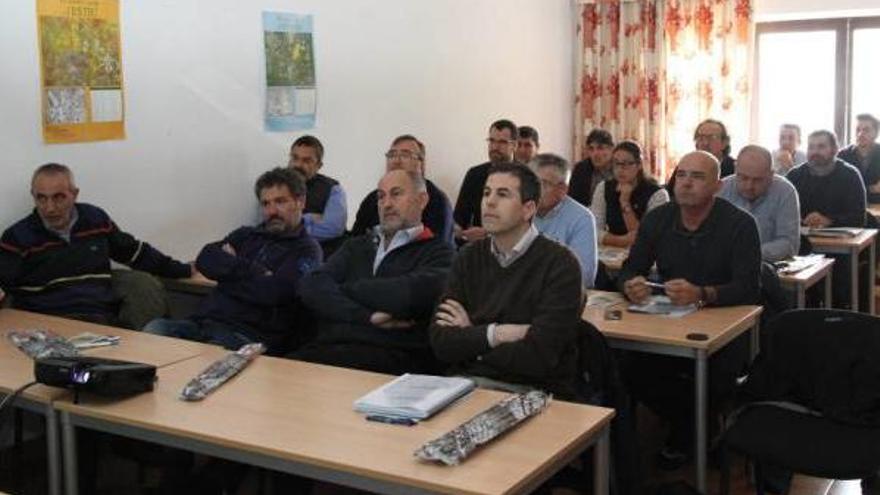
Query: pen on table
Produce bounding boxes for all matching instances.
[365,415,418,426]
[644,281,665,290]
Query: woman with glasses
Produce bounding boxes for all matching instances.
[590,140,669,247]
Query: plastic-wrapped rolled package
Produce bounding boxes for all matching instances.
[7,329,79,359]
[414,390,552,465]
[179,343,265,401]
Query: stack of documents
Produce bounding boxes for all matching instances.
[802,227,861,238]
[354,374,475,420]
[628,295,697,318]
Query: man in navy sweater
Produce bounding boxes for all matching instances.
[294,169,453,374]
[0,163,192,325]
[145,168,322,355]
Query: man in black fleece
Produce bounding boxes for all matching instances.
[618,150,761,469]
[430,163,583,399]
[293,169,454,375]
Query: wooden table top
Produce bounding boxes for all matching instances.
[583,291,762,354]
[0,309,212,401]
[808,228,878,249]
[56,352,614,495]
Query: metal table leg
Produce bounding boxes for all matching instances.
[695,349,708,494]
[61,411,79,495]
[44,404,61,495]
[825,270,834,309]
[870,241,876,314]
[593,426,610,495]
[851,248,860,311]
[796,285,806,309]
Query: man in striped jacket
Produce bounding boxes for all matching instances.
[0,163,193,325]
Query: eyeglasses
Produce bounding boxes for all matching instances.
[694,133,722,142]
[612,160,639,169]
[486,138,515,146]
[385,150,421,160]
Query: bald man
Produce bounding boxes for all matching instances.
[618,150,761,469]
[718,145,800,262]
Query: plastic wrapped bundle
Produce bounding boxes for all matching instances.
[414,390,552,465]
[6,329,79,359]
[180,343,265,401]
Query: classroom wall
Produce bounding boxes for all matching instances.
[755,0,880,21]
[0,0,574,259]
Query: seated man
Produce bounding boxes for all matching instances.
[619,151,761,468]
[694,118,736,178]
[569,128,615,208]
[454,119,518,243]
[838,113,880,203]
[530,153,598,288]
[718,145,800,262]
[351,135,454,245]
[772,123,806,175]
[0,163,192,325]
[287,135,348,255]
[293,170,454,375]
[145,168,322,355]
[787,130,866,228]
[514,125,540,164]
[430,163,583,399]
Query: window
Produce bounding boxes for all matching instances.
[753,17,880,152]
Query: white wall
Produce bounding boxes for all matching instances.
[0,0,574,258]
[755,0,880,21]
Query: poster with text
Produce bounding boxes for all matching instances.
[37,0,125,144]
[263,12,317,131]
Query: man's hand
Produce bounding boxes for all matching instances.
[435,299,473,328]
[460,227,487,242]
[222,243,237,256]
[774,149,794,168]
[622,276,650,303]
[370,311,414,329]
[664,278,701,306]
[495,324,530,344]
[803,212,832,229]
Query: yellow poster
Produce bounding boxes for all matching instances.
[37,0,125,144]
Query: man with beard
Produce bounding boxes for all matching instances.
[454,119,518,243]
[694,119,736,178]
[838,113,880,203]
[293,169,453,374]
[145,168,322,355]
[515,125,540,164]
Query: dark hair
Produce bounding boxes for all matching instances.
[586,128,614,147]
[612,140,654,184]
[487,162,541,205]
[490,119,518,140]
[857,113,880,133]
[32,162,76,189]
[518,125,540,146]
[254,167,306,200]
[291,135,324,164]
[808,129,839,149]
[695,118,731,156]
[391,134,426,161]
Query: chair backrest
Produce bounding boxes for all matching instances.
[743,309,880,427]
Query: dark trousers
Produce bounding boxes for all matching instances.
[291,342,440,375]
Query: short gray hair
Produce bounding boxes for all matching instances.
[32,162,76,190]
[529,153,570,184]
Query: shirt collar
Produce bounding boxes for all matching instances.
[40,207,79,242]
[538,197,567,219]
[490,224,539,268]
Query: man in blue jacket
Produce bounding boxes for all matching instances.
[293,169,454,374]
[145,168,322,355]
[0,163,193,325]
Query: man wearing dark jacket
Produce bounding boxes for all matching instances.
[294,169,453,374]
[0,163,192,325]
[145,168,322,355]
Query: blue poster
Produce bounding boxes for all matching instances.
[263,12,316,131]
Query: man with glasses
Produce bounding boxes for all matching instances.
[619,150,761,469]
[351,134,454,245]
[0,163,194,325]
[530,153,598,288]
[287,135,348,256]
[453,119,518,243]
[694,119,736,178]
[570,128,615,207]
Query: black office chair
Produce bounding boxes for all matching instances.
[719,309,880,495]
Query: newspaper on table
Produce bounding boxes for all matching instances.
[6,329,78,359]
[628,295,697,318]
[775,254,825,275]
[354,374,475,420]
[180,343,265,401]
[414,390,552,466]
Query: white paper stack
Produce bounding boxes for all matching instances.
[354,374,476,420]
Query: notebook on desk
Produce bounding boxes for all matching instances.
[803,227,861,238]
[354,374,476,420]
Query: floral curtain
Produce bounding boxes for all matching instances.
[574,0,754,180]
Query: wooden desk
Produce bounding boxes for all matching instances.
[57,352,615,495]
[808,229,877,313]
[0,309,212,495]
[583,292,763,493]
[778,258,835,308]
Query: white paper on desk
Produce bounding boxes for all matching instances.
[628,295,697,318]
[801,226,861,238]
[354,374,475,420]
[586,291,626,308]
[777,254,825,275]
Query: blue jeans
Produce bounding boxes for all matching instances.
[144,318,256,350]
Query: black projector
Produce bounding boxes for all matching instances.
[35,356,157,398]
